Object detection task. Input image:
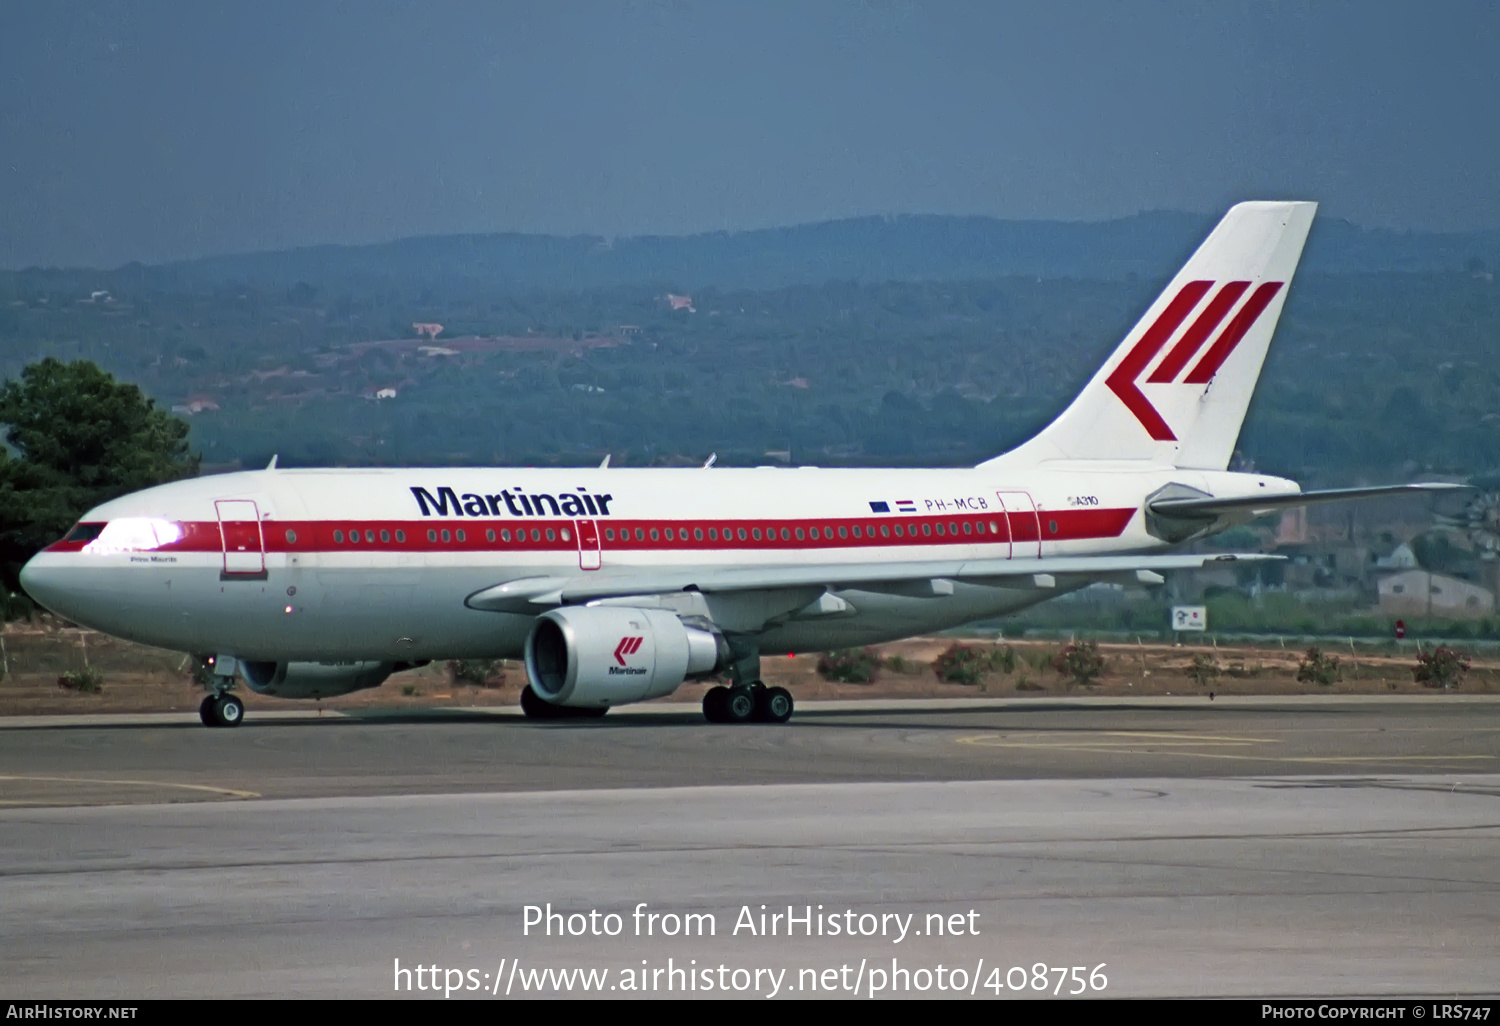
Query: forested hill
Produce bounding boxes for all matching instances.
[10,211,1500,293]
[1,211,1498,484]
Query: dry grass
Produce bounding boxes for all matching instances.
[1,621,1492,717]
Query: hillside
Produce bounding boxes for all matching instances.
[1,212,1497,480]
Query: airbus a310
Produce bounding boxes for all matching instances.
[20,201,1457,726]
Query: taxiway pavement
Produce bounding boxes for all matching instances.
[2,698,1497,998]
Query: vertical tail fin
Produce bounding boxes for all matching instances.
[981,200,1316,471]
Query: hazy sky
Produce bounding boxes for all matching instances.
[3,1,1498,268]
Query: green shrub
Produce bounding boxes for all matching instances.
[448,659,503,687]
[932,644,988,685]
[1295,647,1341,686]
[1413,647,1470,689]
[401,684,421,697]
[817,648,879,683]
[1051,641,1106,687]
[57,667,104,693]
[884,654,910,674]
[1188,653,1221,686]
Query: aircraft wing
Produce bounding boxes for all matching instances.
[1147,482,1467,519]
[465,551,1278,612]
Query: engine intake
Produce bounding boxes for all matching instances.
[524,606,727,708]
[241,660,396,699]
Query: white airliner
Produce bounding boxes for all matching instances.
[20,201,1457,727]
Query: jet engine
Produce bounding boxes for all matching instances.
[524,606,729,708]
[241,660,396,699]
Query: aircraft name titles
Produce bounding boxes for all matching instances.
[411,486,615,519]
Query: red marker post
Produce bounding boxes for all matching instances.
[1395,619,1406,640]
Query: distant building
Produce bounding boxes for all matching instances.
[412,322,444,339]
[374,388,397,399]
[1378,569,1494,618]
[1274,506,1308,546]
[1374,542,1419,570]
[665,294,695,312]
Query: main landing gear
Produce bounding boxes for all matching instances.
[700,643,793,724]
[701,682,793,724]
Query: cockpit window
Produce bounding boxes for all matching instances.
[80,518,183,554]
[65,523,107,543]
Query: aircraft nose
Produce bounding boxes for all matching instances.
[19,551,72,617]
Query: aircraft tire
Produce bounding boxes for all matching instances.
[756,686,794,724]
[722,686,757,724]
[199,696,217,727]
[211,693,245,728]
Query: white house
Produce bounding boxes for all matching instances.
[1378,569,1494,618]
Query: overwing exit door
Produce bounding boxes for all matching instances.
[216,499,265,576]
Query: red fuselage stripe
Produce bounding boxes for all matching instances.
[45,508,1137,555]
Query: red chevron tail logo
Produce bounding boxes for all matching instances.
[614,636,644,665]
[1105,280,1284,441]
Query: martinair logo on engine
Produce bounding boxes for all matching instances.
[410,486,615,518]
[610,636,647,675]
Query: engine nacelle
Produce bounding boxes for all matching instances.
[241,660,395,699]
[524,606,727,708]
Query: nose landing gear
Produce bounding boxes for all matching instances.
[197,655,245,728]
[198,692,245,728]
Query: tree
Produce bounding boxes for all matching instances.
[0,359,199,594]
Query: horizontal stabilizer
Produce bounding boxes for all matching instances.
[1148,482,1468,519]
